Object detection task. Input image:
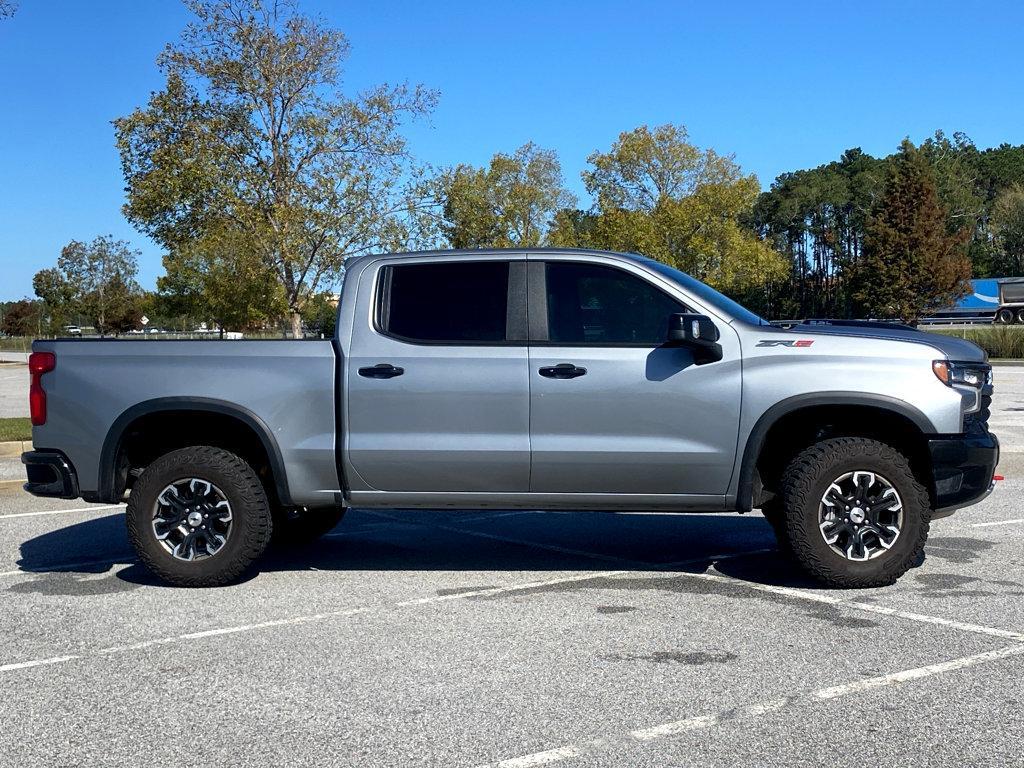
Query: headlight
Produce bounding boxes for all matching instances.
[932,360,990,388]
[933,360,992,416]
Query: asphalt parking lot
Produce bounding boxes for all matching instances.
[0,364,1022,766]
[1,482,1023,765]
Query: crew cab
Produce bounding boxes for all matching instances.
[23,249,1000,588]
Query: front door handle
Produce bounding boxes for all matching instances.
[539,363,587,379]
[358,363,405,379]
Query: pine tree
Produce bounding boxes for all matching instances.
[852,140,971,322]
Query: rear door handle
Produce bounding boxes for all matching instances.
[538,363,587,379]
[358,363,405,379]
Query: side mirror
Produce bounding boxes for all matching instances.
[667,313,723,364]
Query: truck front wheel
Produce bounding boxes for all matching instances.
[780,437,930,588]
[126,446,273,587]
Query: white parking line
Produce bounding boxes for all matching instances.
[0,554,136,578]
[4,508,1023,686]
[629,700,789,742]
[0,655,80,673]
[492,644,1024,767]
[497,745,588,768]
[0,504,123,520]
[972,517,1024,528]
[366,511,1024,643]
[689,571,1024,642]
[0,568,631,675]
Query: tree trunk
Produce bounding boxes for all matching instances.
[290,311,303,339]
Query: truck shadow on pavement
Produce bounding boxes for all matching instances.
[13,509,828,594]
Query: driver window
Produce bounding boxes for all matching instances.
[545,262,686,345]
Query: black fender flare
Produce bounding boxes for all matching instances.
[735,392,935,512]
[98,396,292,505]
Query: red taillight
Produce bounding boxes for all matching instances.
[28,351,55,426]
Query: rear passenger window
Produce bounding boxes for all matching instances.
[382,261,509,343]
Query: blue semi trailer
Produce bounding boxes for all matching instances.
[930,277,1024,324]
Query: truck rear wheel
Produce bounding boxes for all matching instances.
[779,437,930,588]
[126,446,273,587]
[996,308,1015,324]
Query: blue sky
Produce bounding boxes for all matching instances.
[2,0,1024,300]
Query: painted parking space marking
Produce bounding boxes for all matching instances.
[368,511,1024,643]
[0,553,136,578]
[688,570,1024,642]
[0,504,123,520]
[972,517,1024,528]
[492,644,1024,767]
[0,568,632,675]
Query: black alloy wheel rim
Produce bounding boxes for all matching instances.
[151,478,233,561]
[818,470,904,561]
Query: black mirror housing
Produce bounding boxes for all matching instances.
[667,313,723,363]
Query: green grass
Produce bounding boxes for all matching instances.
[931,325,1024,359]
[0,337,32,353]
[0,417,32,442]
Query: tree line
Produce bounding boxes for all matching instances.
[752,133,1024,319]
[11,0,1024,338]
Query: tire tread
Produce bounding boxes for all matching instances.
[126,446,272,587]
[780,437,931,588]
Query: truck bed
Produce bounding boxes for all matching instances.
[30,339,341,508]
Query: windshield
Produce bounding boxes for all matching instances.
[638,256,768,326]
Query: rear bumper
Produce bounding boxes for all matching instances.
[929,432,999,514]
[21,451,79,499]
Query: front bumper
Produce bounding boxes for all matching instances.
[928,432,999,514]
[21,450,79,499]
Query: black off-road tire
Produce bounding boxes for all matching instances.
[126,446,273,587]
[996,308,1015,325]
[272,506,346,547]
[780,437,931,588]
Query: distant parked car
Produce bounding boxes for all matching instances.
[62,325,82,337]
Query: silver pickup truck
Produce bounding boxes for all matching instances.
[23,249,999,588]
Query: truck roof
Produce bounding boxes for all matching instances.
[344,247,644,268]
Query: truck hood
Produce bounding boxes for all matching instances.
[787,322,988,362]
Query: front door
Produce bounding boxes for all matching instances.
[528,259,741,496]
[346,258,531,492]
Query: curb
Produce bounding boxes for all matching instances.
[0,441,31,459]
[0,479,24,490]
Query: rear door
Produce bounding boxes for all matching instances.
[346,257,531,492]
[528,257,742,496]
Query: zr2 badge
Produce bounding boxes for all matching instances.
[756,339,814,348]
